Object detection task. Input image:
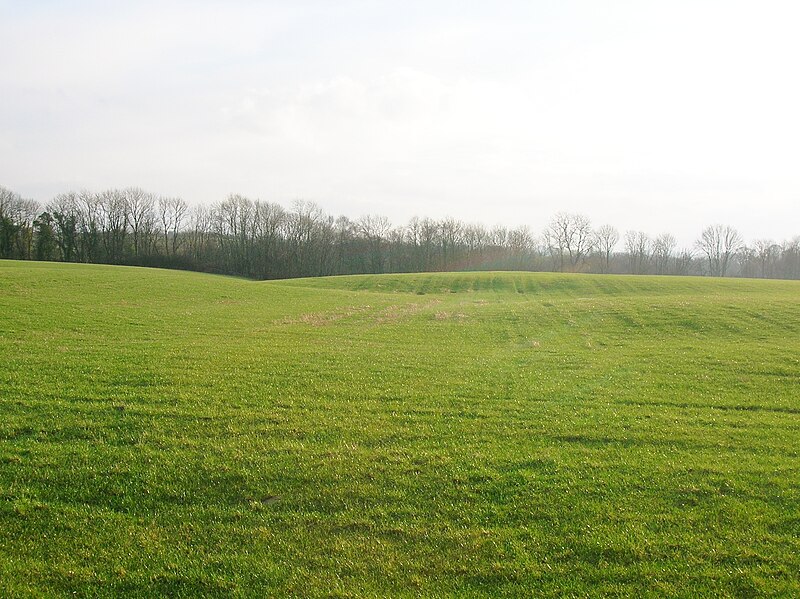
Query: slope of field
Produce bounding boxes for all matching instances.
[1,261,799,597]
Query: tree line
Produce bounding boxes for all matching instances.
[1,185,798,280]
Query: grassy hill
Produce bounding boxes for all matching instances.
[1,261,799,597]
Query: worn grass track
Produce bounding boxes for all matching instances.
[1,261,799,597]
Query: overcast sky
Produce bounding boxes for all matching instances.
[2,0,799,246]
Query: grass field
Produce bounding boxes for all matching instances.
[1,260,799,597]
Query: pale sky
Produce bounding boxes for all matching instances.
[2,0,799,247]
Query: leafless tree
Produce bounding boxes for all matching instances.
[356,214,392,272]
[158,196,188,257]
[545,212,593,272]
[215,194,257,274]
[9,181,800,280]
[673,248,695,276]
[124,187,157,257]
[285,200,327,276]
[594,224,619,274]
[462,223,487,255]
[188,203,213,262]
[695,224,742,277]
[507,225,535,270]
[0,186,15,217]
[252,200,286,277]
[15,198,38,259]
[98,189,129,262]
[652,233,677,275]
[77,190,102,261]
[624,231,651,275]
[489,224,509,268]
[439,217,463,270]
[778,237,800,279]
[753,239,780,278]
[417,217,439,271]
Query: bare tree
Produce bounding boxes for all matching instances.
[332,215,356,273]
[625,231,651,275]
[696,224,742,277]
[753,239,780,278]
[386,226,408,272]
[356,214,391,273]
[78,190,102,262]
[507,225,535,270]
[438,218,464,270]
[12,180,800,281]
[652,233,677,275]
[124,187,156,257]
[9,197,38,259]
[545,213,593,272]
[487,224,509,268]
[98,189,129,262]
[778,237,800,279]
[673,248,695,276]
[158,196,188,257]
[285,200,326,277]
[594,224,619,274]
[188,203,213,262]
[252,200,286,278]
[0,186,15,217]
[418,217,439,271]
[215,194,256,274]
[462,223,487,256]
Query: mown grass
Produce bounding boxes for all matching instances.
[1,261,799,597]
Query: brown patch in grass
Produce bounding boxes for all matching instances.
[376,300,441,323]
[275,305,372,326]
[434,311,469,321]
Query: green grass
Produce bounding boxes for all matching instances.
[1,260,799,597]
